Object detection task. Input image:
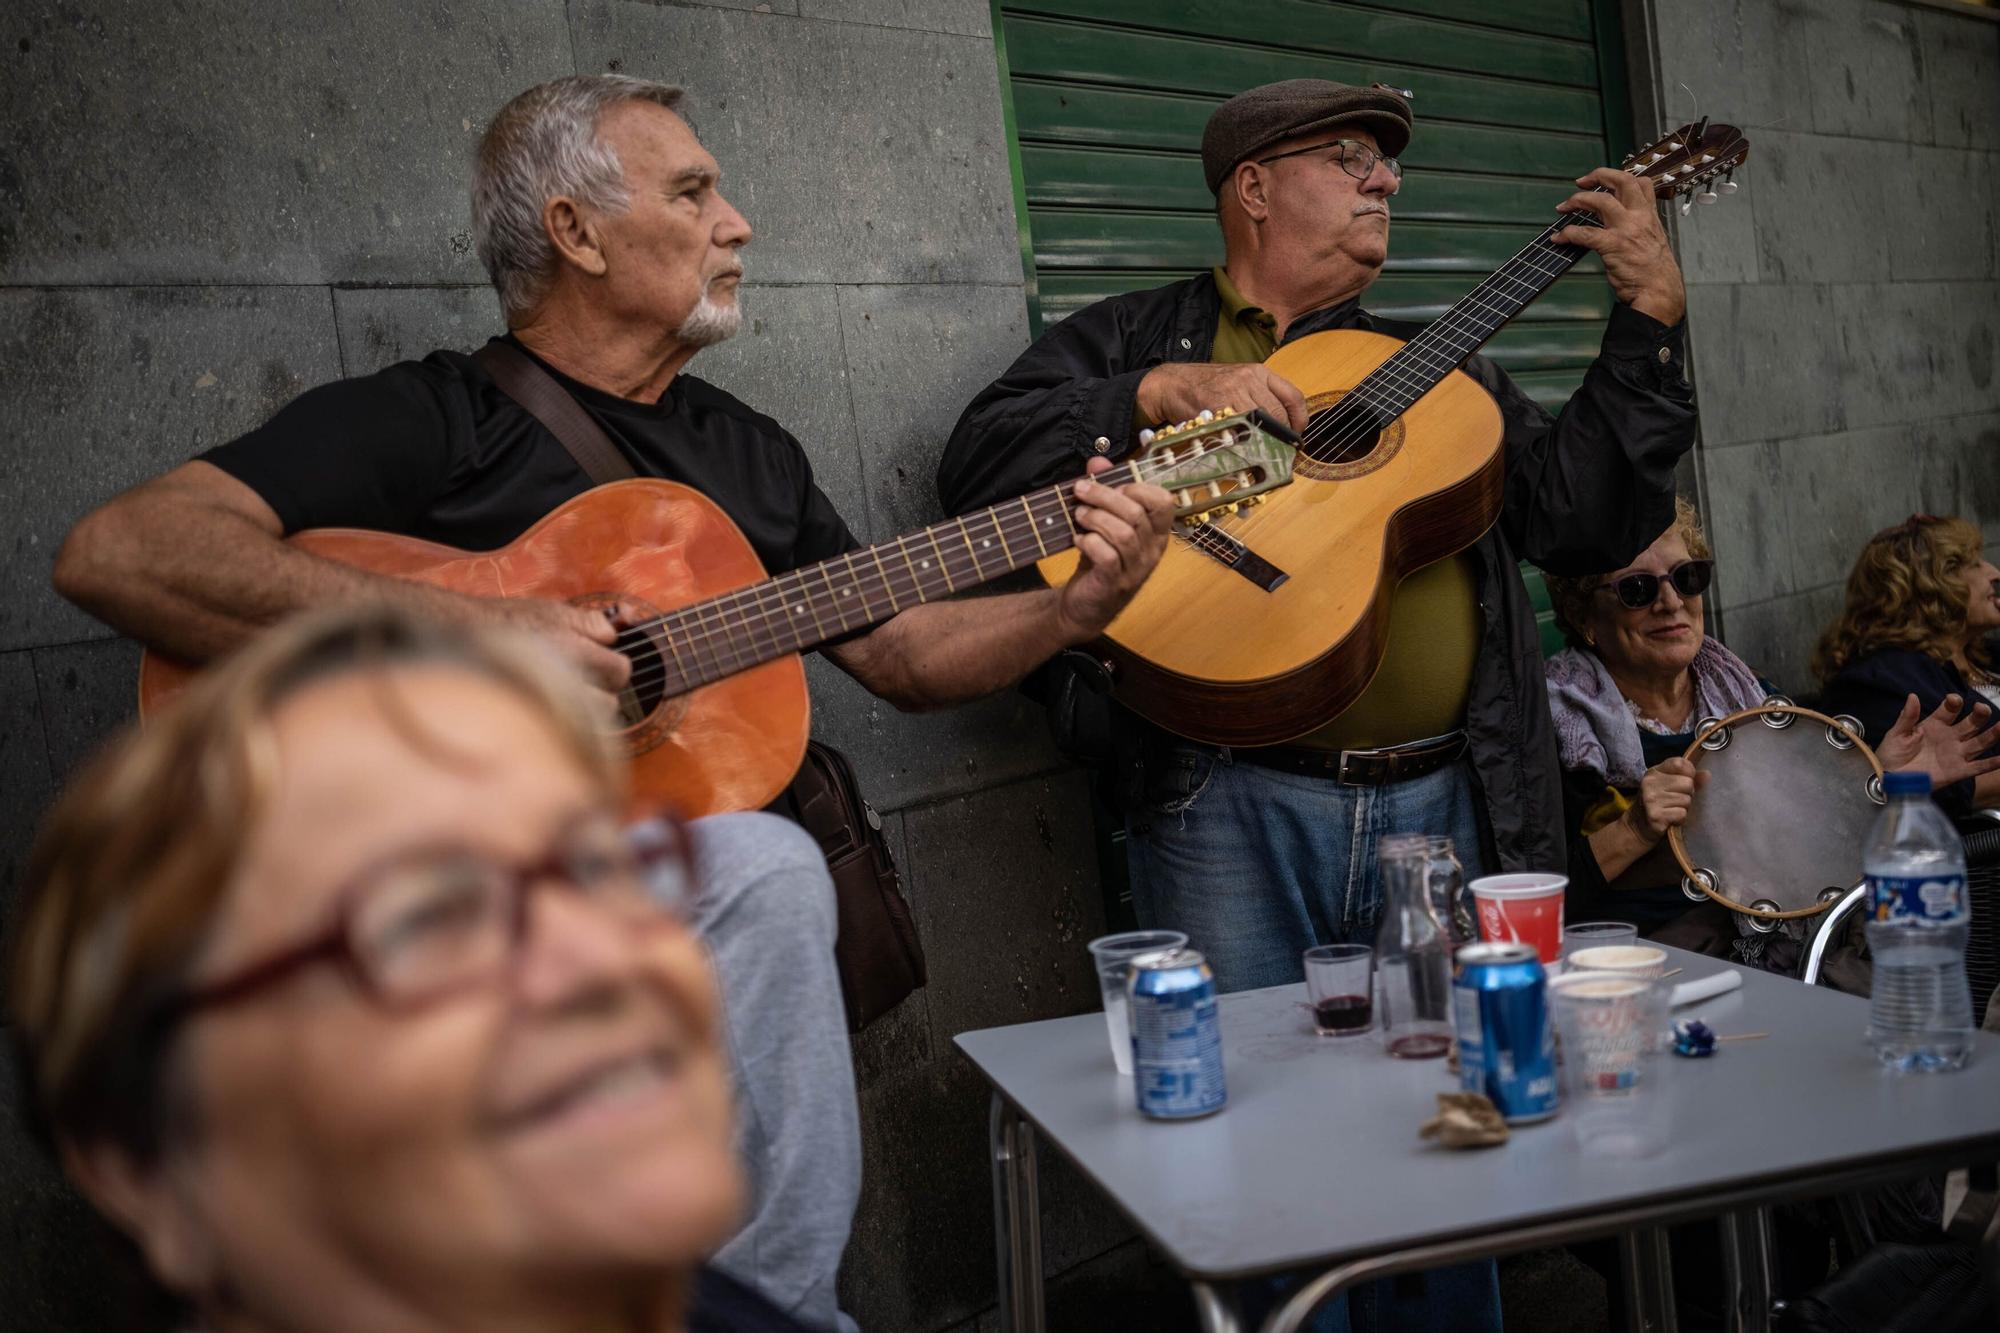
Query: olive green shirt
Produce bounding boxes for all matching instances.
[1210,266,1479,750]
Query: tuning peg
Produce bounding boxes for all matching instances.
[1679,196,1694,217]
[1718,172,1738,196]
[1196,409,1215,424]
[1138,427,1155,446]
[1696,187,1717,205]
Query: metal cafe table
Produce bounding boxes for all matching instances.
[955,945,2000,1333]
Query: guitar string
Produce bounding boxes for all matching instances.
[1300,213,1600,459]
[610,451,1175,695]
[1299,243,1583,461]
[609,443,1230,695]
[613,483,1094,694]
[1306,207,1599,423]
[1299,160,1724,461]
[1297,182,1634,451]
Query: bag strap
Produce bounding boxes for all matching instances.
[473,340,637,485]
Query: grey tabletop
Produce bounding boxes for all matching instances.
[955,947,2000,1281]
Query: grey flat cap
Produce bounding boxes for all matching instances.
[1201,78,1413,194]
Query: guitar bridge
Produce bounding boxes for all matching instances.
[1178,522,1289,592]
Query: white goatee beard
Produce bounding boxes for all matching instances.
[674,286,743,348]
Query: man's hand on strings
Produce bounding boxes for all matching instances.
[491,596,636,699]
[1552,166,1685,326]
[1135,362,1310,438]
[1056,456,1175,640]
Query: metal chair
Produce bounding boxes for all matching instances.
[1959,809,2000,1027]
[1802,808,2000,1017]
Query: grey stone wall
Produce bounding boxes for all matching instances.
[1649,0,2000,691]
[1,3,1144,1330]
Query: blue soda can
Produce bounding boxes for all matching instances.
[1453,942,1558,1124]
[1129,947,1226,1119]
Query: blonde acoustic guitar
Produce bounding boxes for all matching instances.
[1036,121,1749,747]
[139,410,1296,817]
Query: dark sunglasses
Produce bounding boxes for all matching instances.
[1594,559,1714,609]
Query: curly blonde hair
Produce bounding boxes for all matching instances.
[1814,515,1992,681]
[1545,496,1712,650]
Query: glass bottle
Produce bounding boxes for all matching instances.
[1376,837,1455,1059]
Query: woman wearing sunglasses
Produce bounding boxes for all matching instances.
[1542,500,2000,943]
[1540,499,1758,939]
[1816,514,2000,812]
[8,606,834,1333]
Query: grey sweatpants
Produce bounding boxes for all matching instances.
[689,812,861,1332]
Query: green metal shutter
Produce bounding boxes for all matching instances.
[989,0,1632,656]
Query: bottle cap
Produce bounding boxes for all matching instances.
[1882,770,1931,796]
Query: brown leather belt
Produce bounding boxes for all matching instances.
[1236,730,1469,787]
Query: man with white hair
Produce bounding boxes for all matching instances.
[53,75,1175,1331]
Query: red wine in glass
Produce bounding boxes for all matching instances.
[1385,1031,1453,1060]
[1313,994,1372,1035]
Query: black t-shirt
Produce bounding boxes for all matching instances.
[200,336,860,575]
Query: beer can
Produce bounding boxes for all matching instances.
[1129,947,1226,1119]
[1453,941,1558,1124]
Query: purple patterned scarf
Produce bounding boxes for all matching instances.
[1544,637,1767,788]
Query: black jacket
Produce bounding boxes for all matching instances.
[937,272,1696,872]
[1823,647,1997,814]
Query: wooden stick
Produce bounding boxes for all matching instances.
[1660,967,1685,980]
[1717,1031,1769,1042]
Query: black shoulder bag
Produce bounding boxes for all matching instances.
[473,340,926,1031]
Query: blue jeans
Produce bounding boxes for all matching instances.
[1126,748,1502,1333]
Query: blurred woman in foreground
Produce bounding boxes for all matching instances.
[1818,513,2000,812]
[7,606,819,1332]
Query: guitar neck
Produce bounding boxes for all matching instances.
[634,461,1141,695]
[1349,201,1607,421]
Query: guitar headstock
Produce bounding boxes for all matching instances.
[1620,119,1750,210]
[1132,407,1298,523]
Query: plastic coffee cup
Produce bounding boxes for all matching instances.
[1469,872,1568,965]
[1086,930,1188,1075]
[1549,972,1672,1157]
[1566,944,1668,981]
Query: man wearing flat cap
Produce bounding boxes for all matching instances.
[939,79,1693,1325]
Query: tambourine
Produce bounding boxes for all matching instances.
[1666,698,1885,931]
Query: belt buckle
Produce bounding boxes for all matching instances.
[1337,747,1386,786]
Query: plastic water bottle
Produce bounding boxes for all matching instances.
[1863,771,1974,1073]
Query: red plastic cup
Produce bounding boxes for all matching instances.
[1469,872,1568,965]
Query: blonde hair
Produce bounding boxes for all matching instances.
[1545,496,1712,650]
[6,605,619,1162]
[1814,515,1992,681]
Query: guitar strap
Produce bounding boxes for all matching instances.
[472,340,637,486]
[468,336,926,1032]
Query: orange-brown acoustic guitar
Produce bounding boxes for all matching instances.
[1035,121,1749,747]
[139,410,1296,816]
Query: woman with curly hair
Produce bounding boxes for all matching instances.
[1817,514,2000,811]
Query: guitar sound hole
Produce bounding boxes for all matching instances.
[1300,399,1385,466]
[619,634,670,725]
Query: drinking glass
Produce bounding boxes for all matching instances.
[1303,944,1373,1036]
[1086,930,1187,1075]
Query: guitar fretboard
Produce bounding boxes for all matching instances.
[1344,202,1608,425]
[622,459,1142,697]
